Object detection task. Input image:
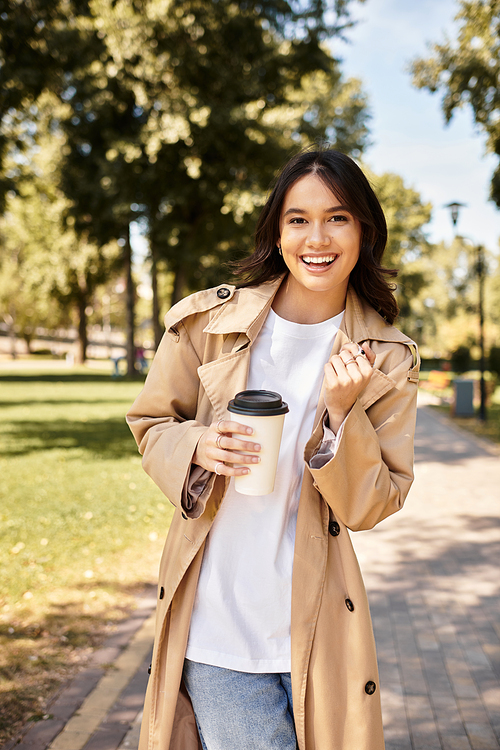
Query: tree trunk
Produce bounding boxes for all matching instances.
[76,293,88,364]
[23,333,33,354]
[124,225,136,376]
[150,239,163,350]
[10,333,17,359]
[6,307,17,359]
[171,263,186,306]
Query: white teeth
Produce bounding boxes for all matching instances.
[302,255,337,264]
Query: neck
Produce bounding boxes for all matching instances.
[272,276,347,324]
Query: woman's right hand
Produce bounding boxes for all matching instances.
[192,419,261,477]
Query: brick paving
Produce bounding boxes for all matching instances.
[353,396,500,750]
[79,652,150,750]
[3,396,499,750]
[1,590,156,750]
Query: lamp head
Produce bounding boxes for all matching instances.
[444,201,467,227]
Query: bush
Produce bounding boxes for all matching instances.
[489,346,500,377]
[451,346,472,374]
[420,357,446,371]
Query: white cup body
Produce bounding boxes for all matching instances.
[229,411,286,496]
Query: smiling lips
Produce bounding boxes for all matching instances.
[301,255,338,267]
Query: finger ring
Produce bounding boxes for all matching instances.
[216,433,224,449]
[215,462,225,476]
[216,419,224,433]
[344,358,356,365]
[354,353,365,359]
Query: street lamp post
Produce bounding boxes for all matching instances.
[445,202,487,422]
[477,245,487,422]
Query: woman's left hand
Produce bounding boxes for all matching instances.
[323,341,376,434]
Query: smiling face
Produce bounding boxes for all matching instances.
[274,173,362,323]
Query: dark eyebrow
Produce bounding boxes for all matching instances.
[283,204,351,217]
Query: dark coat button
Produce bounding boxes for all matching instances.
[328,521,340,537]
[181,512,187,520]
[365,681,377,695]
[217,287,230,299]
[345,598,354,612]
[159,586,165,600]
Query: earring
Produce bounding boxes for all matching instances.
[277,244,282,256]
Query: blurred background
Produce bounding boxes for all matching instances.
[1,0,499,743]
[0,0,498,375]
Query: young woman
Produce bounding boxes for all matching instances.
[127,148,419,750]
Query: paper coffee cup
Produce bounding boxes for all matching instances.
[227,390,288,496]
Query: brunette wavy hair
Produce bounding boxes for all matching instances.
[234,147,399,324]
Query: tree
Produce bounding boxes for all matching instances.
[392,235,499,360]
[1,0,370,364]
[0,101,120,362]
[0,239,64,355]
[56,0,371,348]
[362,168,433,342]
[413,237,479,355]
[0,0,101,208]
[410,0,500,207]
[488,252,500,327]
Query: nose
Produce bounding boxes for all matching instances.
[305,221,330,248]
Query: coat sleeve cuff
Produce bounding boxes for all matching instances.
[308,415,346,469]
[181,465,213,515]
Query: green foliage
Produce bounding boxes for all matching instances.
[0,100,121,360]
[410,0,500,206]
[489,346,500,375]
[0,0,372,352]
[363,167,433,339]
[0,0,99,209]
[451,344,473,372]
[487,254,500,324]
[53,0,372,301]
[385,231,500,358]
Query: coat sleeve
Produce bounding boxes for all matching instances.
[307,343,418,532]
[126,320,216,518]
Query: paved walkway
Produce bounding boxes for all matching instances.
[353,395,500,750]
[4,395,500,750]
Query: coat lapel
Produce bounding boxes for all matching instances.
[198,280,400,441]
[197,279,281,420]
[197,349,251,421]
[305,289,398,464]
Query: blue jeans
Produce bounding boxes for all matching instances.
[182,660,298,750]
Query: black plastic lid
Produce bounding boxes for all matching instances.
[227,390,289,417]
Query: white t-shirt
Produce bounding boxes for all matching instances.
[185,308,343,673]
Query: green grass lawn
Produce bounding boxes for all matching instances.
[4,364,495,742]
[0,366,173,743]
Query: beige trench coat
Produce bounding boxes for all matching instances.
[127,276,419,750]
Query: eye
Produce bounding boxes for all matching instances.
[330,214,348,222]
[289,217,307,224]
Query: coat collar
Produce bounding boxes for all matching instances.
[204,275,412,348]
[197,280,282,422]
[198,276,414,422]
[203,277,282,342]
[342,286,414,346]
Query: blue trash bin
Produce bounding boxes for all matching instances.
[453,379,475,417]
